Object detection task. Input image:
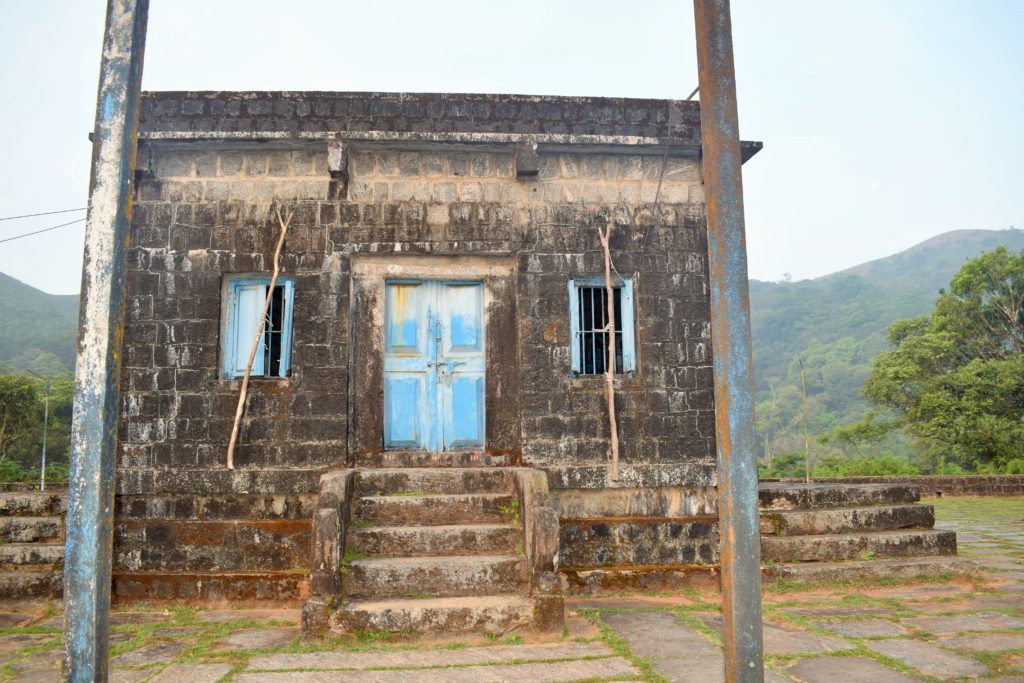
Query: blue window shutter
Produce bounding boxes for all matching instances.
[228,281,267,378]
[621,278,637,373]
[568,280,581,374]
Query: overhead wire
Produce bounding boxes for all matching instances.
[0,218,87,244]
[0,207,86,222]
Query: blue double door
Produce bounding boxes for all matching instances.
[384,281,486,452]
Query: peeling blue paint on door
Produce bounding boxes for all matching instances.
[384,281,485,451]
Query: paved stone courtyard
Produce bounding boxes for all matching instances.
[0,497,1021,682]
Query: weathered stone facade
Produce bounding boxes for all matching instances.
[113,92,761,600]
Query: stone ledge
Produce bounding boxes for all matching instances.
[770,475,1024,498]
[116,468,324,495]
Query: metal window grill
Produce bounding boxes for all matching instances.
[263,284,287,377]
[576,286,624,375]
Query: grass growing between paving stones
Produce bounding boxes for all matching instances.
[581,609,667,683]
[763,571,973,597]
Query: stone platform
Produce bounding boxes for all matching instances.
[760,482,973,583]
[0,497,1018,681]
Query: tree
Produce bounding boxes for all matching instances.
[861,248,1024,471]
[0,377,38,458]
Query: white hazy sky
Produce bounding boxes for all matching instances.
[0,1,1021,295]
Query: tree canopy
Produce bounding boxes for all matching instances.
[861,247,1024,472]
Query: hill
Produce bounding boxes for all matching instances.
[0,272,79,373]
[751,228,1024,460]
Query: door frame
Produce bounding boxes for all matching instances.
[347,254,520,461]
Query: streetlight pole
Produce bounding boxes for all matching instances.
[693,0,766,680]
[24,370,50,492]
[64,1,149,679]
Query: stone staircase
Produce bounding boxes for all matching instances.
[303,455,563,638]
[0,490,66,600]
[759,482,973,582]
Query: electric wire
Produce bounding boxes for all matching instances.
[0,218,87,244]
[0,207,86,222]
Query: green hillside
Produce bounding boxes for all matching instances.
[751,228,1024,463]
[0,272,79,374]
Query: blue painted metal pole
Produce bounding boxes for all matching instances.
[63,1,148,680]
[692,0,765,680]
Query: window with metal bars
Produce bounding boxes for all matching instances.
[222,276,295,379]
[569,277,636,376]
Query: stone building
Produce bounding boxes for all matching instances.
[114,91,760,634]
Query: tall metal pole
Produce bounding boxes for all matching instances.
[26,370,50,492]
[64,1,148,680]
[692,0,765,680]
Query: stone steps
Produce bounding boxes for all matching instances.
[0,516,62,543]
[349,524,520,557]
[352,493,515,526]
[756,483,971,584]
[761,504,935,537]
[344,554,526,599]
[762,528,957,563]
[0,543,64,567]
[0,493,66,517]
[0,570,63,600]
[0,492,66,601]
[311,464,561,638]
[356,452,510,469]
[330,594,537,635]
[768,556,977,583]
[353,468,514,497]
[759,482,919,510]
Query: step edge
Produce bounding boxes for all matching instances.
[350,523,519,532]
[761,528,955,543]
[356,492,514,502]
[763,503,933,516]
[349,554,526,566]
[341,594,534,609]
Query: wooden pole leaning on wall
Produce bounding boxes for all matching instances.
[64,1,149,680]
[597,220,621,481]
[226,209,293,469]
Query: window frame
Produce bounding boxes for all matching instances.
[221,275,296,380]
[568,276,637,377]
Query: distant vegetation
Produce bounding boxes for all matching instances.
[755,229,1024,477]
[0,373,73,483]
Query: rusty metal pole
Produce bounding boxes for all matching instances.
[693,0,765,680]
[63,1,148,680]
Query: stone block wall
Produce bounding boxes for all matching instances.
[122,142,714,479]
[113,91,729,588]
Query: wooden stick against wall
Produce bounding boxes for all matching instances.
[226,209,293,469]
[598,221,621,481]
